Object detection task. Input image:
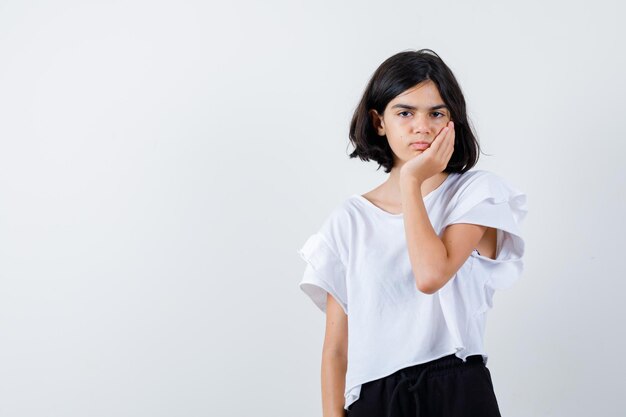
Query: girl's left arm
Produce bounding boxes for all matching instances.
[401,177,488,294]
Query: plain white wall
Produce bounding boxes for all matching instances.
[0,1,624,416]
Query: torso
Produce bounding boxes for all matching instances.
[361,173,452,215]
[361,173,498,260]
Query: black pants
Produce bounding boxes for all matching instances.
[346,353,502,417]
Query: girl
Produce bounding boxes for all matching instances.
[297,49,527,417]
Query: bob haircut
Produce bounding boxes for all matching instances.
[348,49,482,174]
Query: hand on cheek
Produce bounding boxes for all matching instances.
[400,120,455,184]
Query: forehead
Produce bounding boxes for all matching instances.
[391,80,443,104]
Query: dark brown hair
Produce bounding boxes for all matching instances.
[348,49,482,174]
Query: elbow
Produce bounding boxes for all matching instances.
[415,276,439,295]
[416,281,437,295]
[414,262,449,294]
[416,282,437,295]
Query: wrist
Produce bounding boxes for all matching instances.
[400,173,423,191]
[400,166,425,182]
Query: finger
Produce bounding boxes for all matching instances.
[447,125,455,152]
[447,135,454,159]
[431,125,449,152]
[441,124,453,153]
[438,124,452,160]
[445,122,454,146]
[431,128,449,162]
[446,126,455,159]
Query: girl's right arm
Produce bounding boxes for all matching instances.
[321,293,349,417]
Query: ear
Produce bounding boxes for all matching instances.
[369,109,386,136]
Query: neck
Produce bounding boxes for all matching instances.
[385,163,448,201]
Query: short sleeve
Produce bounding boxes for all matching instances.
[297,232,348,315]
[442,171,528,290]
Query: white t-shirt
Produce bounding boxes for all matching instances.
[296,169,528,411]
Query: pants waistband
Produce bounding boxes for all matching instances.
[386,354,485,417]
[391,353,484,379]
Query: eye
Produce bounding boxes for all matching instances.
[432,111,445,118]
[398,111,412,117]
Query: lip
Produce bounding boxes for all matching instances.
[409,141,430,150]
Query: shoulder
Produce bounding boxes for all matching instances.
[447,169,524,203]
[315,197,359,261]
[320,197,356,230]
[450,169,503,190]
[441,169,528,230]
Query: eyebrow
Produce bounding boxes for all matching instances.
[390,103,449,111]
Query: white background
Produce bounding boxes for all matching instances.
[1,1,624,416]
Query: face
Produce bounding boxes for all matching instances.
[369,80,452,168]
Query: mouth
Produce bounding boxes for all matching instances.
[409,141,430,150]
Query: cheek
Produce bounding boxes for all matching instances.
[388,120,406,130]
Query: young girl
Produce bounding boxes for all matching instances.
[297,49,527,417]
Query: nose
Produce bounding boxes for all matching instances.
[411,113,433,134]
